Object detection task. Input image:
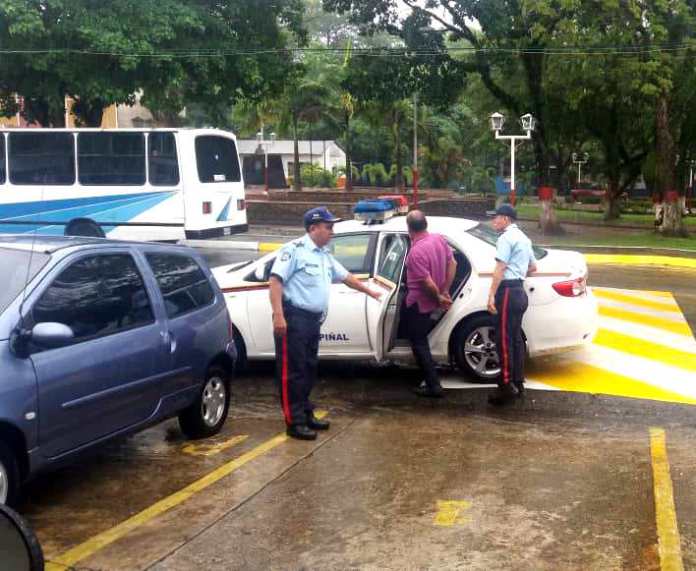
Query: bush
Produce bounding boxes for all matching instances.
[301,164,337,188]
[362,163,389,186]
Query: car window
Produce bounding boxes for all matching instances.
[329,234,373,274]
[9,132,75,185]
[377,234,409,283]
[146,253,215,318]
[32,254,154,343]
[78,132,146,185]
[245,258,274,283]
[0,134,5,184]
[467,223,547,260]
[149,132,180,186]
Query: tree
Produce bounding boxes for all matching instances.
[0,0,305,126]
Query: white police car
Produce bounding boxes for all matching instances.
[213,216,598,381]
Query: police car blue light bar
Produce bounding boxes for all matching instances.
[353,199,395,224]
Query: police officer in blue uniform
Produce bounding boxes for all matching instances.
[269,207,382,440]
[487,204,537,406]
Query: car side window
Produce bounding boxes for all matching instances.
[146,253,215,318]
[329,234,373,274]
[245,258,275,283]
[377,234,409,283]
[32,254,154,343]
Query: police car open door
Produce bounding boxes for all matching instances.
[367,232,409,361]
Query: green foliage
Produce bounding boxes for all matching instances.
[301,163,337,187]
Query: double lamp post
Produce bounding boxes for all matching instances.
[489,112,536,206]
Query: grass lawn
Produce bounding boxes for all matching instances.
[535,231,696,252]
[516,202,696,228]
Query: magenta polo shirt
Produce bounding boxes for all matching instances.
[405,232,453,313]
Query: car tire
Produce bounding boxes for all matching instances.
[0,441,20,507]
[233,329,248,374]
[178,366,230,439]
[64,218,105,238]
[452,315,501,383]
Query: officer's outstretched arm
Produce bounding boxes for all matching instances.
[343,273,382,300]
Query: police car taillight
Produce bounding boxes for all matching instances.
[552,277,586,297]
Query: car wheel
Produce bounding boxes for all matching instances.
[64,218,105,238]
[452,315,501,383]
[0,441,20,507]
[178,366,230,439]
[233,329,248,374]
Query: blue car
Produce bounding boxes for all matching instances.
[0,236,236,506]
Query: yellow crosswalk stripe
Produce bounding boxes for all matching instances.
[586,254,696,269]
[593,329,696,373]
[593,289,682,313]
[598,305,693,337]
[527,361,696,405]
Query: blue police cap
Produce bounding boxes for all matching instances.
[487,204,518,220]
[303,206,342,228]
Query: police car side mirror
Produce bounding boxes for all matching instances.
[0,504,45,571]
[254,265,267,282]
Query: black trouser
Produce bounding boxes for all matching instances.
[495,280,529,386]
[403,302,440,390]
[274,302,322,427]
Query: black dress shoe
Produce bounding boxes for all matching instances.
[307,413,330,431]
[286,425,317,440]
[413,385,445,398]
[487,384,519,406]
[514,382,525,397]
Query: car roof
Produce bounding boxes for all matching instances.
[334,215,481,234]
[0,234,186,254]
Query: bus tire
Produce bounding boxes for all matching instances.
[65,218,105,238]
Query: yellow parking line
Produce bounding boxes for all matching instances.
[182,434,248,457]
[593,289,681,313]
[593,330,696,373]
[586,254,696,270]
[434,500,471,526]
[45,412,327,571]
[649,428,684,571]
[259,242,282,252]
[528,361,696,405]
[598,306,694,337]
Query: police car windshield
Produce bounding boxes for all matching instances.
[0,248,50,314]
[468,224,547,259]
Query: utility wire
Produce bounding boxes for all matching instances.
[0,43,693,58]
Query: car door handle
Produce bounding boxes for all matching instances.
[161,331,177,353]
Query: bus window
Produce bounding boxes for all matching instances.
[78,132,145,186]
[148,132,180,186]
[9,132,75,185]
[195,136,241,183]
[0,134,5,184]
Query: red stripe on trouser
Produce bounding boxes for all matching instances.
[501,288,510,384]
[281,336,292,424]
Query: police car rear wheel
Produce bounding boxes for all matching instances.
[453,316,501,382]
[179,367,230,439]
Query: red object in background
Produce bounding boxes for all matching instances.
[202,201,212,214]
[570,184,606,201]
[538,186,555,201]
[665,190,679,203]
[412,169,419,208]
[379,194,409,214]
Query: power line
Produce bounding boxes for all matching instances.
[0,43,693,58]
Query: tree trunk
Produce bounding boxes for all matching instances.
[73,98,105,127]
[655,95,687,236]
[345,110,353,191]
[604,175,622,221]
[293,113,301,192]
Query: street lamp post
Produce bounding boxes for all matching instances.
[572,152,589,184]
[256,130,276,192]
[489,112,535,206]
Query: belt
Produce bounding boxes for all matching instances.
[282,299,323,319]
[500,279,524,288]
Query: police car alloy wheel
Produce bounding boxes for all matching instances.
[0,460,7,504]
[452,316,501,382]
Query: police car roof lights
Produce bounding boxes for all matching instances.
[353,199,395,225]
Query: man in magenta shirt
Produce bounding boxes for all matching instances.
[403,211,457,397]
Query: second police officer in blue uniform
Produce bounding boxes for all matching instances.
[269,207,382,440]
[487,204,537,406]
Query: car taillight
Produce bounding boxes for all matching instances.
[237,199,246,211]
[202,201,212,214]
[552,277,587,297]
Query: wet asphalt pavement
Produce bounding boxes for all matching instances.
[26,241,696,571]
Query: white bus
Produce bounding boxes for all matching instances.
[0,128,247,241]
